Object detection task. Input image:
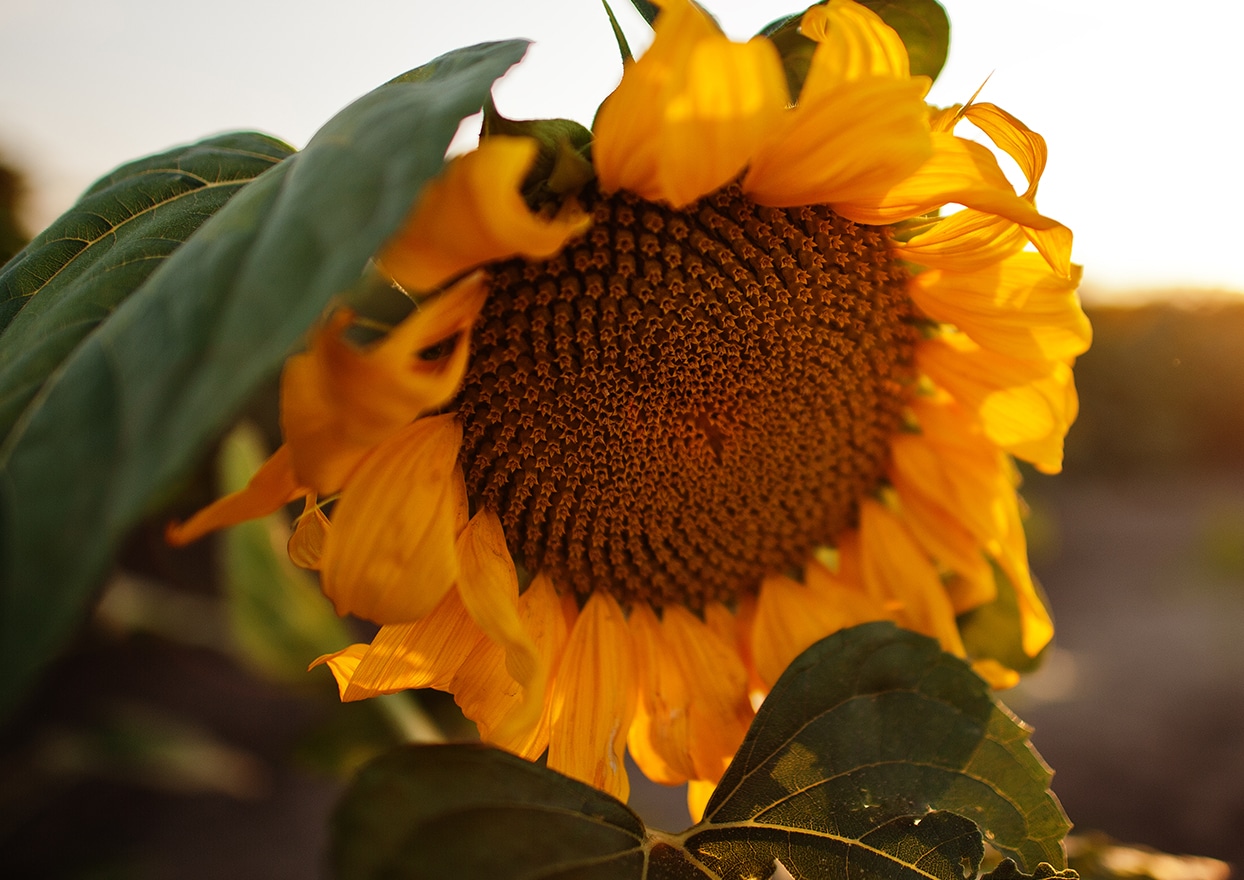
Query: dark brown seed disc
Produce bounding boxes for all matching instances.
[454,183,918,608]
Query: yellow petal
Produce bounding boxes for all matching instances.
[891,485,995,613]
[798,0,910,94]
[454,509,544,738]
[627,603,697,785]
[319,415,462,623]
[547,591,635,801]
[661,605,751,782]
[688,779,716,824]
[451,573,567,759]
[378,137,591,292]
[165,443,306,546]
[750,570,886,688]
[994,489,1054,658]
[889,400,1008,546]
[918,334,1078,474]
[282,273,487,494]
[288,494,330,570]
[859,499,965,656]
[910,254,1089,362]
[744,77,931,208]
[310,588,484,700]
[837,131,1067,231]
[973,658,1021,690]
[895,208,1028,273]
[593,0,787,207]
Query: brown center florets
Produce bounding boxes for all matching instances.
[454,183,918,608]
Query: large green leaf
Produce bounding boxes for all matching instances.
[331,624,1070,879]
[0,39,529,719]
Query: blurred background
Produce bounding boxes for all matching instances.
[2,0,1242,877]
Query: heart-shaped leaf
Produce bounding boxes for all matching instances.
[0,39,529,719]
[331,623,1070,879]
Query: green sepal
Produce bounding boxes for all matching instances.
[482,105,595,208]
[601,0,635,62]
[331,623,1070,879]
[958,559,1052,675]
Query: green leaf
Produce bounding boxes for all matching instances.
[857,0,950,82]
[331,624,1070,880]
[700,622,1068,871]
[761,0,950,100]
[217,423,350,685]
[626,0,659,27]
[984,859,1079,880]
[0,39,529,720]
[0,133,293,440]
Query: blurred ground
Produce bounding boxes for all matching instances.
[2,287,1243,876]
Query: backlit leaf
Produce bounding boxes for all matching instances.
[0,40,529,719]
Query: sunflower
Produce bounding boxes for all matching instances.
[168,0,1087,817]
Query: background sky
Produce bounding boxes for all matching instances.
[2,0,1240,300]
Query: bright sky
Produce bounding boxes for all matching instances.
[1,0,1240,301]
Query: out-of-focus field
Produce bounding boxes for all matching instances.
[1013,301,1244,868]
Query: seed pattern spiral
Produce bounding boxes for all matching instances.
[455,184,918,608]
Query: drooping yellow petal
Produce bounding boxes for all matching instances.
[661,604,752,782]
[594,0,787,207]
[837,132,1067,233]
[858,499,965,656]
[918,334,1078,474]
[891,485,995,613]
[282,273,488,494]
[165,443,306,546]
[378,136,591,292]
[310,588,484,700]
[910,255,1089,362]
[547,591,635,801]
[451,573,567,760]
[454,509,544,739]
[288,494,330,570]
[319,415,462,623]
[627,603,697,785]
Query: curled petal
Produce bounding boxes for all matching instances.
[547,592,635,801]
[799,0,910,94]
[282,273,487,493]
[594,0,787,207]
[454,509,544,739]
[378,136,591,292]
[165,443,305,546]
[451,573,567,759]
[310,588,483,700]
[838,132,1066,233]
[288,495,330,570]
[319,415,462,623]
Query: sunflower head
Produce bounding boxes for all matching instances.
[169,0,1088,815]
